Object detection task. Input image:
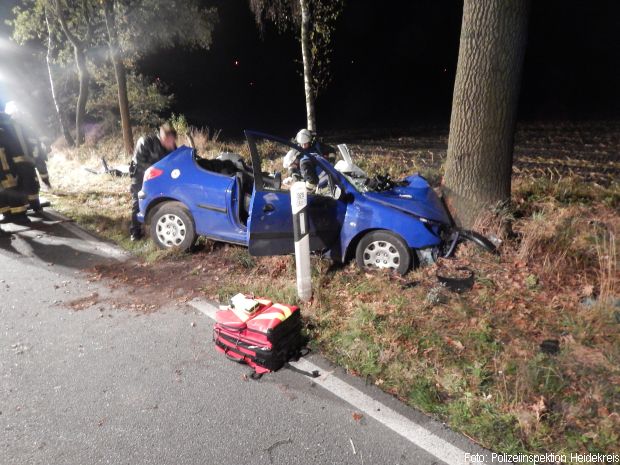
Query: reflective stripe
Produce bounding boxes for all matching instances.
[0,148,9,171]
[28,194,38,201]
[10,205,28,213]
[13,156,27,163]
[0,206,9,214]
[251,312,286,322]
[40,174,49,180]
[1,175,17,188]
[271,303,293,319]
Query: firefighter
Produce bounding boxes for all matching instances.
[284,129,338,191]
[129,123,177,241]
[3,102,46,212]
[283,129,319,190]
[0,110,32,225]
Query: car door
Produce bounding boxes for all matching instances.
[245,131,344,256]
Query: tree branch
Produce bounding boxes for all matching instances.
[54,0,81,47]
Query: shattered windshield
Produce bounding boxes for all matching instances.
[331,144,371,192]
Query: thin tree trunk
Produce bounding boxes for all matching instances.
[443,0,530,227]
[299,0,316,132]
[55,0,92,146]
[74,46,89,145]
[103,0,133,155]
[45,7,74,147]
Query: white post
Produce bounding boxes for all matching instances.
[290,182,312,302]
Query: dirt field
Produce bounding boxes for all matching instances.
[339,120,620,185]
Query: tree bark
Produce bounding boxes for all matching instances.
[55,0,92,146]
[103,0,134,155]
[45,7,74,147]
[443,0,530,227]
[299,0,316,132]
[73,46,89,145]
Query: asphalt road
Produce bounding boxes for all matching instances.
[1,215,491,465]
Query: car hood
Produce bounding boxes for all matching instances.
[362,175,451,225]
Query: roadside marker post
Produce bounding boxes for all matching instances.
[291,182,312,302]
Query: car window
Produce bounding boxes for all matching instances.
[249,135,289,192]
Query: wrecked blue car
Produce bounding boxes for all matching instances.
[137,131,494,274]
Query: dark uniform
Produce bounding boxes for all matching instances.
[31,139,52,188]
[129,134,174,237]
[0,112,33,224]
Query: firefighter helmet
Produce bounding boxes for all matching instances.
[295,129,312,145]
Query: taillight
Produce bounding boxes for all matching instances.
[144,167,163,181]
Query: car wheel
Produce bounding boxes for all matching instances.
[149,201,196,251]
[355,230,412,275]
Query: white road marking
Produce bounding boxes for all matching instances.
[189,298,472,465]
[43,210,128,261]
[190,299,219,319]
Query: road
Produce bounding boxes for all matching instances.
[1,214,492,465]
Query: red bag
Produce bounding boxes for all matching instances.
[214,299,306,377]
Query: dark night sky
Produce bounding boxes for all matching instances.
[138,0,620,136]
[2,0,619,136]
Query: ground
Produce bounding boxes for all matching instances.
[45,121,619,455]
[3,220,491,465]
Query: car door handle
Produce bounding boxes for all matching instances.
[263,203,275,212]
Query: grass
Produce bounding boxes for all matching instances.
[46,122,619,458]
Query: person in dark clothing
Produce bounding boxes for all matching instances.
[283,129,337,191]
[4,102,50,210]
[31,139,52,189]
[0,111,33,226]
[129,123,177,241]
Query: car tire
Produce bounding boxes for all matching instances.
[355,230,412,275]
[149,201,197,251]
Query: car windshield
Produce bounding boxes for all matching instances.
[249,133,347,198]
[328,144,370,193]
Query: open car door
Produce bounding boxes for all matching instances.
[245,131,345,256]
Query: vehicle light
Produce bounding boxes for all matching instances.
[144,167,163,181]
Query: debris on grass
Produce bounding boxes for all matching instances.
[48,123,620,455]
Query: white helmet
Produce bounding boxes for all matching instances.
[283,149,298,169]
[295,129,312,145]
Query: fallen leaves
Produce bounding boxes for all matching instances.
[444,336,465,352]
[67,292,99,311]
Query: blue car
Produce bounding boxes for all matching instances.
[138,131,494,274]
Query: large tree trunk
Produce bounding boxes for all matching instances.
[443,0,530,227]
[299,0,316,132]
[45,7,74,147]
[103,0,134,155]
[74,46,89,146]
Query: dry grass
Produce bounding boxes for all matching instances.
[47,122,620,456]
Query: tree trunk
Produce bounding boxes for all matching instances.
[73,46,89,145]
[103,0,134,155]
[299,0,316,132]
[443,0,530,227]
[55,0,91,146]
[45,7,74,147]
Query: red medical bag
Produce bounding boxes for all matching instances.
[213,298,307,377]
